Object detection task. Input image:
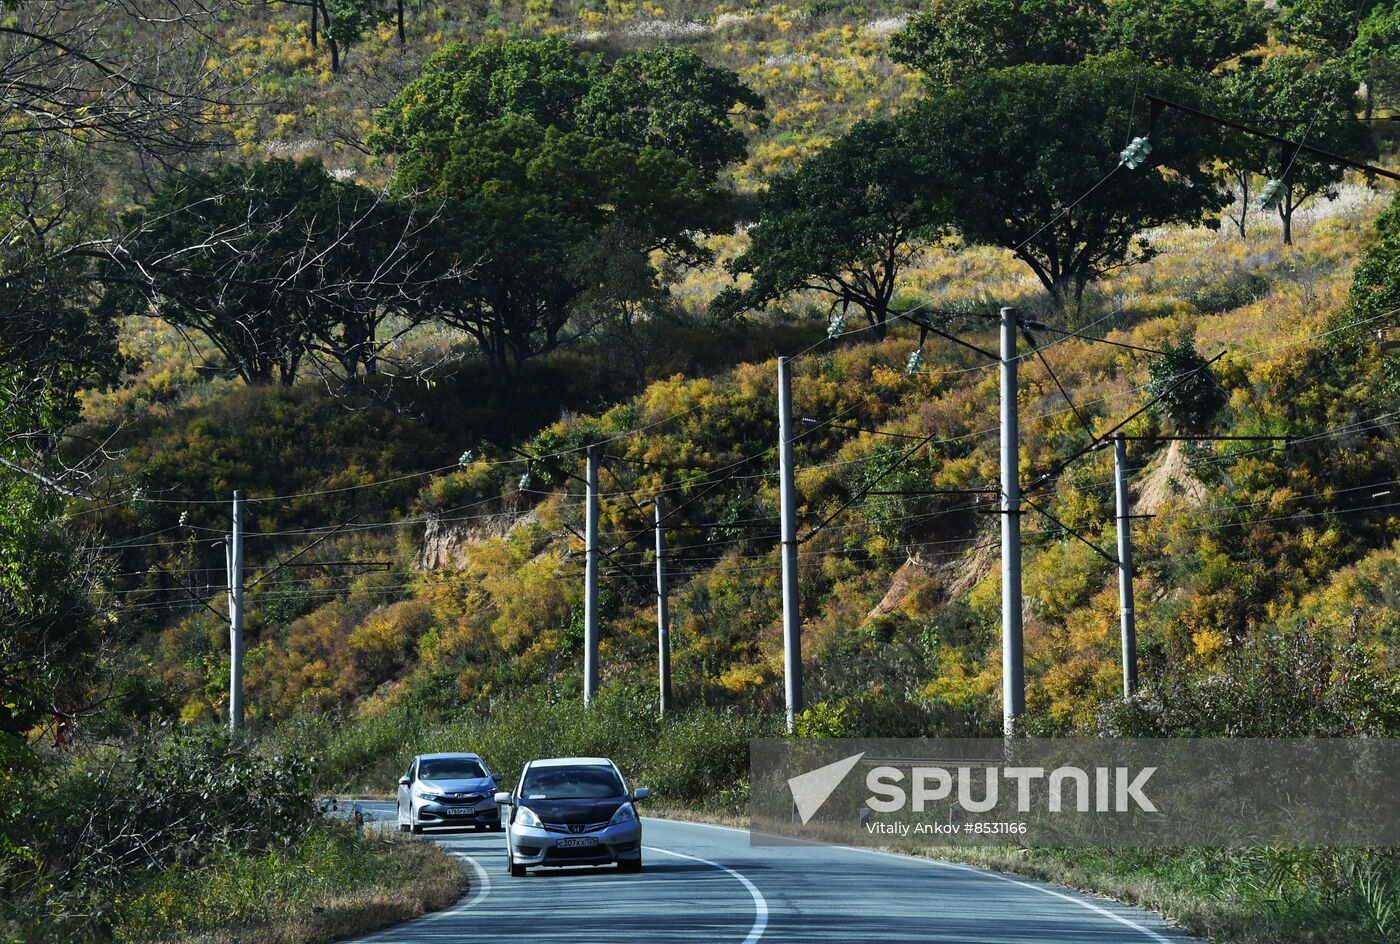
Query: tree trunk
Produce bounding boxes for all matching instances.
[318,1,340,73]
[397,0,406,45]
[1280,202,1293,246]
[1234,172,1249,239]
[309,0,318,47]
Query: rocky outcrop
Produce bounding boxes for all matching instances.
[1136,439,1211,516]
[868,539,993,618]
[417,507,538,571]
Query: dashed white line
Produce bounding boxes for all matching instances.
[645,845,768,944]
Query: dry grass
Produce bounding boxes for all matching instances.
[157,833,466,944]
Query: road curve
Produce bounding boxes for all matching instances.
[346,801,1197,943]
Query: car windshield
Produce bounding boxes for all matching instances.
[419,758,486,780]
[521,765,625,800]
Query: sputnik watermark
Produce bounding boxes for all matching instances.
[865,764,1157,814]
[788,754,1155,824]
[752,738,1400,847]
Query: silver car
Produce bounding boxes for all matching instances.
[494,756,649,876]
[397,752,504,834]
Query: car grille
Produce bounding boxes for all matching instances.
[438,793,485,805]
[543,820,610,834]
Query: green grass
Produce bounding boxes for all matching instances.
[278,686,775,814]
[909,846,1400,944]
[114,822,465,944]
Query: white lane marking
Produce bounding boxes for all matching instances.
[643,816,749,835]
[445,851,492,914]
[648,818,1178,943]
[358,850,491,942]
[645,845,768,944]
[842,846,1175,944]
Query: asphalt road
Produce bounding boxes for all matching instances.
[346,800,1197,943]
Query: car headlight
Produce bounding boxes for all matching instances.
[418,792,448,802]
[516,806,542,828]
[608,803,636,826]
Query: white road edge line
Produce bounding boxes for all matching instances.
[358,849,491,943]
[845,846,1175,944]
[647,817,1175,944]
[645,845,768,944]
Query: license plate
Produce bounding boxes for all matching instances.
[445,807,473,816]
[555,836,598,848]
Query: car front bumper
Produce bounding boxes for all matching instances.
[415,800,500,828]
[507,820,643,867]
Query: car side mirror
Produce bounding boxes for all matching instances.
[398,776,412,786]
[632,787,650,801]
[494,791,513,806]
[492,772,503,783]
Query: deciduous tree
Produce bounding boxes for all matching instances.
[373,38,761,418]
[108,159,440,386]
[905,56,1230,315]
[888,0,1104,84]
[712,119,943,338]
[1098,0,1270,72]
[1222,56,1374,245]
[1278,0,1387,56]
[577,47,767,175]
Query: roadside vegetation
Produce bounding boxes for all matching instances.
[0,731,463,943]
[3,1,1400,943]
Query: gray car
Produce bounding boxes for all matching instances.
[397,752,504,833]
[494,756,649,877]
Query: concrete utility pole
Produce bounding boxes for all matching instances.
[777,356,803,733]
[584,445,600,705]
[653,495,673,715]
[1112,433,1138,697]
[227,490,245,732]
[999,308,1024,736]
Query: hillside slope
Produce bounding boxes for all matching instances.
[104,183,1398,742]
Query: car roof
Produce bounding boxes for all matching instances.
[416,752,484,761]
[526,757,615,768]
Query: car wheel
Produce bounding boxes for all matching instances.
[507,847,527,878]
[410,806,424,835]
[618,856,642,873]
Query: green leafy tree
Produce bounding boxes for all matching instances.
[0,140,118,742]
[1223,56,1375,245]
[1278,0,1387,56]
[577,47,768,175]
[395,115,726,413]
[1146,334,1225,433]
[904,56,1230,314]
[1347,3,1400,118]
[1098,0,1271,72]
[373,38,760,418]
[712,119,943,338]
[324,0,393,67]
[1346,191,1400,329]
[371,39,764,183]
[888,0,1105,84]
[367,37,595,153]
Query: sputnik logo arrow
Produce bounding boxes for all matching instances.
[787,752,865,825]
